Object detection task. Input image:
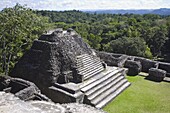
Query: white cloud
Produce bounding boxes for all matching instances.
[0,0,170,10]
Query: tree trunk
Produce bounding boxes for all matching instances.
[5,53,11,75]
[2,37,6,74]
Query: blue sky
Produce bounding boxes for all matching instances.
[0,0,170,10]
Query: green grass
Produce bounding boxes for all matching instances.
[103,75,170,113]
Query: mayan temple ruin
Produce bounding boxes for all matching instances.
[9,28,131,108]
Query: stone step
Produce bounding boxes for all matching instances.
[76,55,92,60]
[78,63,103,75]
[79,68,116,89]
[76,58,101,67]
[81,68,123,92]
[87,76,124,101]
[84,68,121,82]
[76,61,101,68]
[77,61,102,71]
[76,55,95,61]
[76,54,90,57]
[83,67,104,80]
[77,55,99,60]
[85,73,122,97]
[91,79,128,106]
[77,58,100,64]
[77,62,102,72]
[96,82,131,108]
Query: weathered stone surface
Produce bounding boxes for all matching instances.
[158,62,170,77]
[30,101,66,113]
[10,29,95,89]
[134,57,157,72]
[48,83,84,104]
[62,103,106,113]
[0,76,50,101]
[0,76,9,91]
[0,92,105,113]
[96,51,127,67]
[148,68,166,82]
[124,60,142,76]
[110,53,122,58]
[0,92,66,113]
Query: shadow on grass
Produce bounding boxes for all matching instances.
[127,72,170,83]
[144,76,162,83]
[126,75,138,77]
[140,74,170,83]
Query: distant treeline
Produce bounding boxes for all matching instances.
[85,8,170,15]
[36,10,170,61]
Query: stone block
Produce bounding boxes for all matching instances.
[158,62,170,77]
[148,68,166,82]
[134,57,157,72]
[124,60,142,76]
[48,85,84,104]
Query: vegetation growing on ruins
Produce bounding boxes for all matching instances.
[104,75,170,113]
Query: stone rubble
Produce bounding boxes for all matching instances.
[0,92,106,113]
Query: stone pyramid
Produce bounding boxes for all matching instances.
[10,28,95,89]
[10,28,130,108]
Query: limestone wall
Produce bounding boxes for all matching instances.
[96,51,170,77]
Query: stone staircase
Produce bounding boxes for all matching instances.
[76,54,105,81]
[76,54,131,108]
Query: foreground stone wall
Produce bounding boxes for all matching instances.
[0,92,106,113]
[0,76,49,101]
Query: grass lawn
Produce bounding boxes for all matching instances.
[103,75,170,113]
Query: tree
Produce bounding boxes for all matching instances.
[0,4,50,75]
[110,37,149,57]
[143,26,168,57]
[151,26,168,56]
[87,33,102,50]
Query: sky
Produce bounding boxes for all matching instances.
[0,0,170,11]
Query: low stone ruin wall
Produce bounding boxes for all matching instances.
[133,57,157,72]
[96,51,170,78]
[0,76,50,101]
[96,51,128,67]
